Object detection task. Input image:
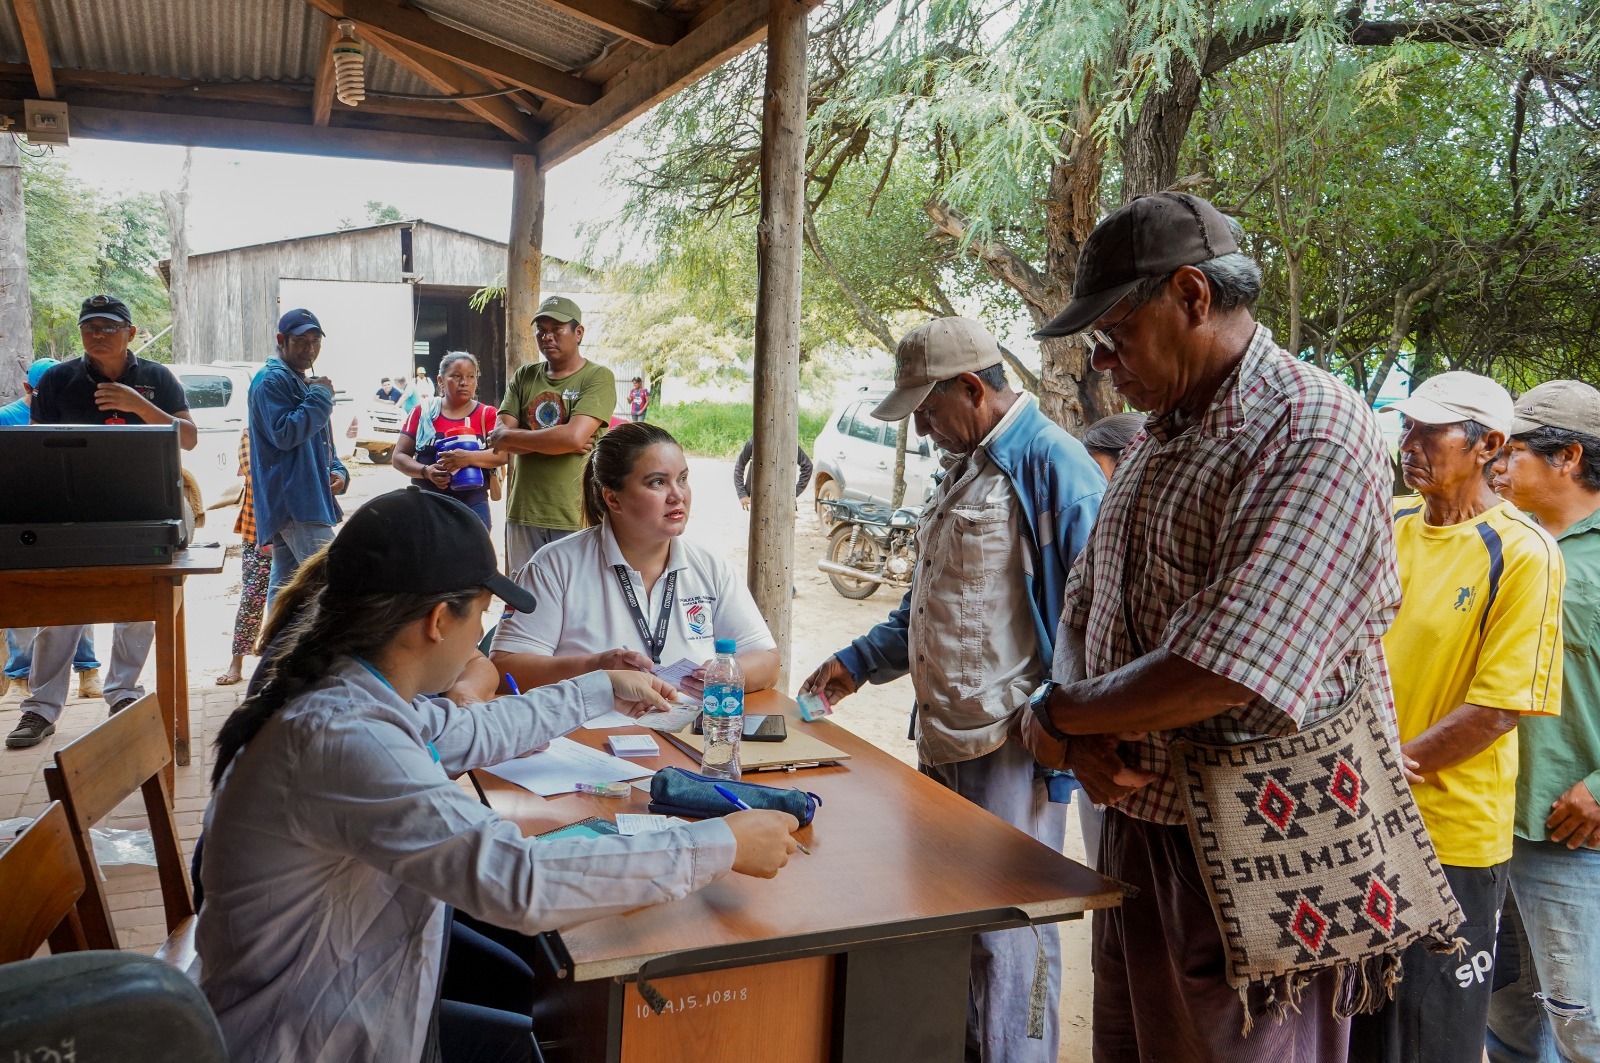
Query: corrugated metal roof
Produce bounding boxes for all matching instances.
[418,0,617,73]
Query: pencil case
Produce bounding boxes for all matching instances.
[648,766,821,827]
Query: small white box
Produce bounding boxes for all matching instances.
[24,99,69,146]
[607,734,660,759]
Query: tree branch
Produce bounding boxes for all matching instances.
[802,202,898,352]
[924,198,1054,319]
[1204,10,1513,78]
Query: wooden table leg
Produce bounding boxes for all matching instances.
[173,578,191,768]
[153,579,179,798]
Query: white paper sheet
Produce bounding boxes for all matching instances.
[480,737,653,797]
[636,708,698,733]
[580,709,642,730]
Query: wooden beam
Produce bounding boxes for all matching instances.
[537,0,685,48]
[11,0,56,98]
[506,155,545,381]
[537,0,770,169]
[311,15,339,126]
[0,99,524,168]
[340,0,600,108]
[356,26,542,142]
[747,0,807,685]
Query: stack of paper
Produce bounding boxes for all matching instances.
[607,734,660,758]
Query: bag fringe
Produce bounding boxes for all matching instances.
[1238,930,1463,1037]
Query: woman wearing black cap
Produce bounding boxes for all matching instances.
[195,488,801,1063]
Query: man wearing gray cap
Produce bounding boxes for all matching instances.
[1351,371,1564,1063]
[1020,194,1454,1060]
[801,317,1104,1063]
[1487,380,1600,1063]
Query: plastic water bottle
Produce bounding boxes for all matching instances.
[699,638,744,781]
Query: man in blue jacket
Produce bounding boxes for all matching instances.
[249,308,348,607]
[801,317,1104,1063]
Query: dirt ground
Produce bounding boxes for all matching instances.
[2,452,1096,1060]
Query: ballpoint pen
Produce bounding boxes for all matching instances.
[504,673,521,696]
[712,784,810,855]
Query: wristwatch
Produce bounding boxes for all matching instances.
[1028,680,1069,742]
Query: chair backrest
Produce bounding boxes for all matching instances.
[44,693,194,951]
[0,951,227,1063]
[0,802,87,964]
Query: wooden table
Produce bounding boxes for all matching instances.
[475,690,1124,1063]
[0,547,226,790]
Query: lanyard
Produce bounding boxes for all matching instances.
[613,565,677,665]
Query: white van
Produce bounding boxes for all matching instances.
[810,385,940,513]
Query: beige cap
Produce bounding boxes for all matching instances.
[872,317,1004,422]
[1391,371,1513,436]
[1510,380,1600,437]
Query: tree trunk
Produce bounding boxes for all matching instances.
[891,419,908,507]
[747,0,807,686]
[0,134,33,400]
[159,148,193,365]
[1121,55,1206,197]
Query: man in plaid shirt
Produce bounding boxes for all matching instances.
[1021,193,1401,1060]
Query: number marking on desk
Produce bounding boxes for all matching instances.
[634,986,748,1019]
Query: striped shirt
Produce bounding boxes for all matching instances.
[1060,325,1403,825]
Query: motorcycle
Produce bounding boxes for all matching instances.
[816,497,922,600]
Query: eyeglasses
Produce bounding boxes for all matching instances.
[1083,297,1138,356]
[80,321,129,335]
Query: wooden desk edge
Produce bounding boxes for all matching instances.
[566,885,1129,982]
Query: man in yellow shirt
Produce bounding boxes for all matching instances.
[1351,372,1565,1063]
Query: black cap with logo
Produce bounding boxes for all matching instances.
[327,488,536,611]
[79,294,133,326]
[1034,192,1239,338]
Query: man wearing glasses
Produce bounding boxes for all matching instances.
[1021,195,1406,1060]
[7,294,197,749]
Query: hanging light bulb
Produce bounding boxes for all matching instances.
[331,20,366,107]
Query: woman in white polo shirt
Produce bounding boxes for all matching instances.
[491,422,780,696]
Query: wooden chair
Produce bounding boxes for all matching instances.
[44,693,196,968]
[0,802,88,963]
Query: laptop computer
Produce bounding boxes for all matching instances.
[0,423,187,569]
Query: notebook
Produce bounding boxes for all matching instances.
[664,725,850,772]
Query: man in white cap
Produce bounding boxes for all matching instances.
[1486,380,1600,1063]
[1350,372,1566,1063]
[800,317,1105,1063]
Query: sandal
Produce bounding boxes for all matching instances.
[215,670,244,686]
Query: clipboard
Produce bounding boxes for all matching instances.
[664,726,850,772]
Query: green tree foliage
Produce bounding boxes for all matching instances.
[338,200,405,230]
[23,156,171,360]
[619,0,1600,426]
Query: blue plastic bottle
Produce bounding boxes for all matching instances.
[699,638,744,781]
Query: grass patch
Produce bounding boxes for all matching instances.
[650,401,830,460]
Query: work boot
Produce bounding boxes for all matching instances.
[109,696,137,717]
[77,667,102,699]
[6,711,56,749]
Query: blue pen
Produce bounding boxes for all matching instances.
[504,673,521,696]
[714,784,809,855]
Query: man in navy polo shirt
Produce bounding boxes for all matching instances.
[249,308,348,608]
[7,294,197,749]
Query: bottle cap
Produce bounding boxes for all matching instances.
[714,638,737,655]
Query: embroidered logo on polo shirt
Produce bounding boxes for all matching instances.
[685,603,711,637]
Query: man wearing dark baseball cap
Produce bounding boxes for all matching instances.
[1021,195,1419,1059]
[7,294,199,750]
[1487,379,1600,1061]
[248,306,348,609]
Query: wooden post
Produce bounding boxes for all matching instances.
[159,148,193,364]
[507,153,545,383]
[747,0,807,688]
[0,133,32,401]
